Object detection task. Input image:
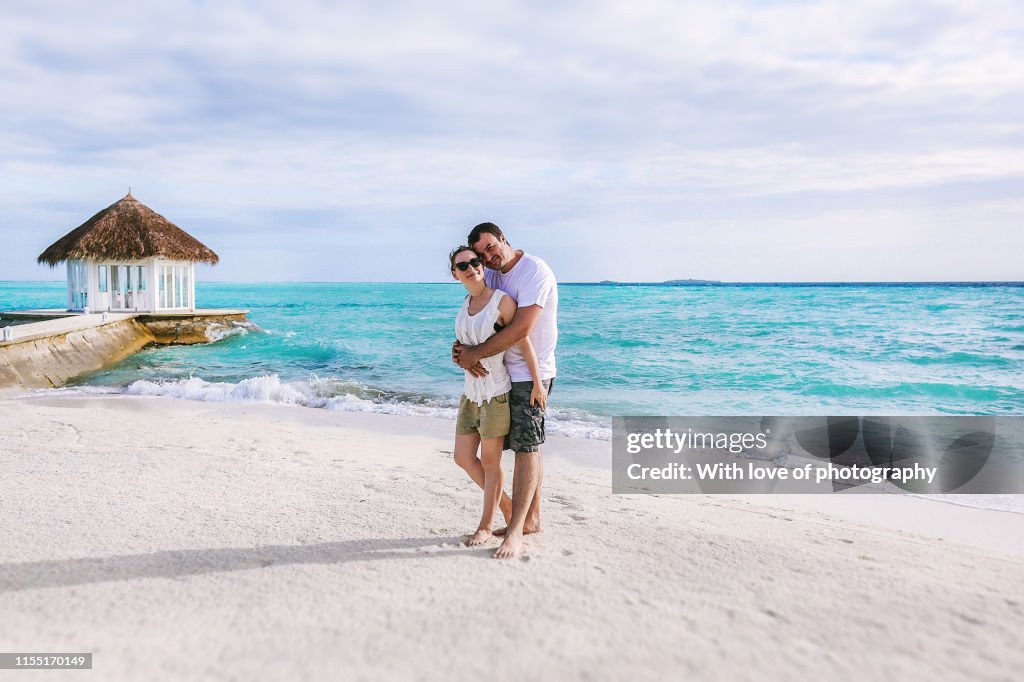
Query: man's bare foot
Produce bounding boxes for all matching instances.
[493,531,524,559]
[466,528,492,546]
[492,522,541,537]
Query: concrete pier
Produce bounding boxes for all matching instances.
[0,309,251,390]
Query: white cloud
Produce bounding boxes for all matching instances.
[1,0,1022,282]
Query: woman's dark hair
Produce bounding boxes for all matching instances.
[448,245,477,277]
[467,222,507,248]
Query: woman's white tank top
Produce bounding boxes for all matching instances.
[456,289,512,405]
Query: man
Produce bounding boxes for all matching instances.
[454,222,558,559]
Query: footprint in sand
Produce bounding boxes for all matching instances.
[612,506,647,517]
[551,495,583,512]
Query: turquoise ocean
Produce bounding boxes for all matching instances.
[5,281,1024,512]
[3,281,1022,439]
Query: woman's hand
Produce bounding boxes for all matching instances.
[530,383,548,411]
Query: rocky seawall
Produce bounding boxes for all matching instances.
[0,312,252,390]
[136,312,250,345]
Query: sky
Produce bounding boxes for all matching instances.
[1,0,1022,283]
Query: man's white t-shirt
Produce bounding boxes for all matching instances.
[484,252,558,382]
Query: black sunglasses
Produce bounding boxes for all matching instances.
[453,257,483,272]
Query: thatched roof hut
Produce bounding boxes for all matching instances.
[37,192,219,266]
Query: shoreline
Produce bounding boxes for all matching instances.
[8,391,1024,549]
[2,393,1022,680]
[10,390,1023,542]
[13,376,616,440]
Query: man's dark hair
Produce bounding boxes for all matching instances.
[468,222,508,248]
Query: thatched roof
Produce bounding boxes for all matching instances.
[37,193,219,266]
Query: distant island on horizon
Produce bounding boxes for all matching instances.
[571,280,1023,287]
[594,279,721,286]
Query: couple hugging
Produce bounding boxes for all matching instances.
[449,222,558,560]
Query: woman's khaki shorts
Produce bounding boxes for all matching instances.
[456,392,510,439]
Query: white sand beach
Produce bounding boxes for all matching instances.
[1,393,1022,681]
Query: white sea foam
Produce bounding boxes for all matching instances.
[126,375,307,404]
[203,320,259,343]
[116,374,613,440]
[912,494,1024,515]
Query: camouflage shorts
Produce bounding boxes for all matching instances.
[505,379,554,453]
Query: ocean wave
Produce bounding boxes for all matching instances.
[905,351,1014,368]
[118,374,611,440]
[912,494,1024,515]
[203,320,262,343]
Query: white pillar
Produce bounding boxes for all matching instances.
[155,262,162,311]
[66,261,73,311]
[146,261,154,311]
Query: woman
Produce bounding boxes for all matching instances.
[449,246,547,547]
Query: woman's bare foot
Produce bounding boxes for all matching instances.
[466,528,492,546]
[492,522,541,537]
[500,499,513,526]
[493,531,524,559]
